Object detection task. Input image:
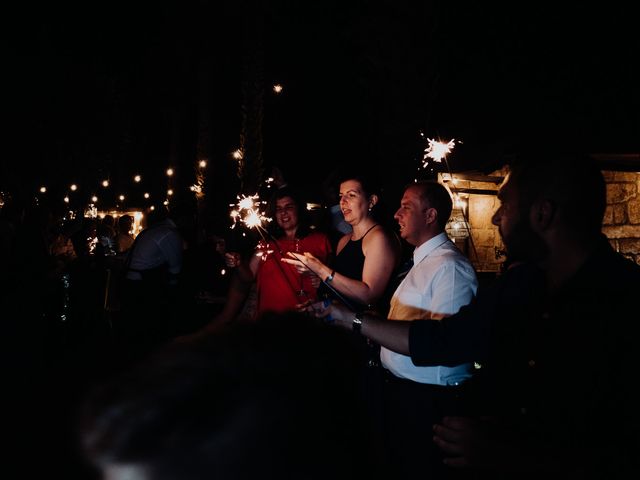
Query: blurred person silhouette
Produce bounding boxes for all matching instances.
[77,312,378,480]
[314,153,640,479]
[320,167,352,251]
[115,214,134,253]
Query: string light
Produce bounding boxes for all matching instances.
[273,84,283,94]
[102,180,109,187]
[134,175,141,183]
[199,160,207,168]
[39,186,47,193]
[232,149,243,160]
[144,192,150,199]
[167,189,174,196]
[119,195,125,201]
[64,196,70,203]
[166,168,174,177]
[70,184,78,191]
[91,196,98,203]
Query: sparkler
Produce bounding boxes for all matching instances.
[229,194,271,231]
[422,136,457,167]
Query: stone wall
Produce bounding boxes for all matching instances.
[602,170,640,264]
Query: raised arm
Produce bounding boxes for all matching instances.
[284,228,398,306]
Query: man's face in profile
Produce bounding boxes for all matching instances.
[492,175,547,264]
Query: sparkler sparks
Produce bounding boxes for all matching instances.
[422,137,456,166]
[229,194,271,231]
[254,240,275,261]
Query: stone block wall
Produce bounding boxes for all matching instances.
[602,170,640,264]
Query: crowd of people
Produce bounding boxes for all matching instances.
[2,154,638,479]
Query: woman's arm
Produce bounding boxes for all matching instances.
[284,229,398,306]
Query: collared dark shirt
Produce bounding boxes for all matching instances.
[409,237,640,477]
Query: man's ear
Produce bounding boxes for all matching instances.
[533,199,556,231]
[424,207,438,226]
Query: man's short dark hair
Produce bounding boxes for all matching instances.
[409,181,453,231]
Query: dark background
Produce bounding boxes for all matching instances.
[4,1,639,212]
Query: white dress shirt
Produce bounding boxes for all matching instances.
[126,218,183,283]
[380,232,478,385]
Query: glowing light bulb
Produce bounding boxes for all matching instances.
[119,195,125,201]
[144,192,150,199]
[102,180,109,187]
[273,84,283,93]
[91,196,98,202]
[199,160,207,168]
[166,168,174,177]
[134,175,141,183]
[70,184,77,191]
[39,186,46,193]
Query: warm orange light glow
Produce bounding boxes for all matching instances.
[144,192,150,199]
[134,175,141,183]
[119,195,125,201]
[166,168,174,177]
[70,184,78,191]
[102,180,109,187]
[39,186,47,193]
[199,160,207,168]
[273,84,283,93]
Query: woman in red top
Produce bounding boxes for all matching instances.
[225,187,332,319]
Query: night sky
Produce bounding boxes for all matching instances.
[5,1,639,211]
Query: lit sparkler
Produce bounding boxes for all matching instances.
[229,194,271,231]
[422,137,456,167]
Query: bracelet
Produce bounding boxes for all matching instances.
[325,270,335,283]
[352,312,363,334]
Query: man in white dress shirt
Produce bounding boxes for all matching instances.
[380,180,478,479]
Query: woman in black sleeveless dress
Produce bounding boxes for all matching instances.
[283,174,400,315]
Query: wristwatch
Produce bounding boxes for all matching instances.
[352,313,363,334]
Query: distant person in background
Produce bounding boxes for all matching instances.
[115,214,134,253]
[119,204,183,357]
[97,215,116,256]
[321,168,352,251]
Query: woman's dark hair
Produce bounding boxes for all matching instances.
[266,186,312,239]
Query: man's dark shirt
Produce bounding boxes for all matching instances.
[409,236,640,477]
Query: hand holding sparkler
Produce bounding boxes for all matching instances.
[283,251,358,313]
[224,252,242,268]
[309,299,352,329]
[282,252,331,280]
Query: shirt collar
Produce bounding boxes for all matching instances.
[413,231,449,265]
